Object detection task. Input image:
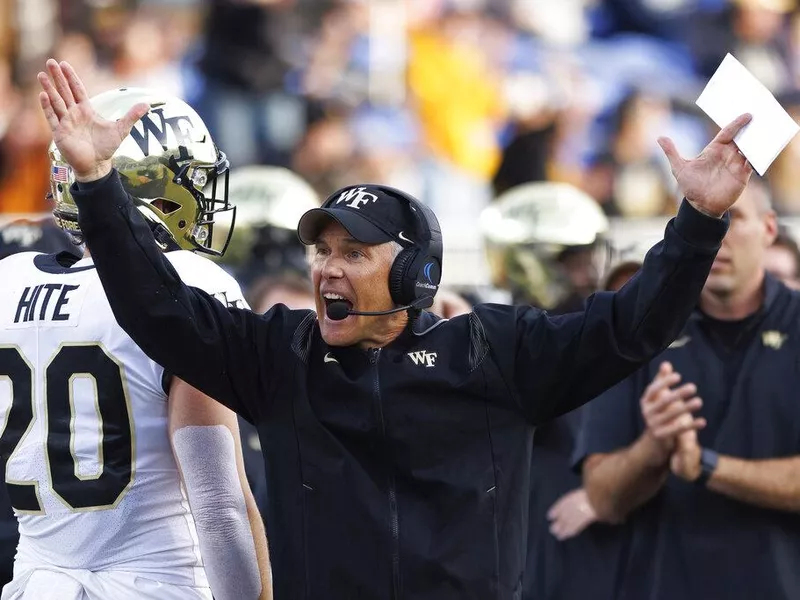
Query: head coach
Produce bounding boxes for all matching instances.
[38,59,751,599]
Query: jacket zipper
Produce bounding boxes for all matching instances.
[370,348,401,599]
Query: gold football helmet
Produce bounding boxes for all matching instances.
[208,165,320,283]
[481,182,611,309]
[48,87,234,256]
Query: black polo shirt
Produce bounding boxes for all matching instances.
[574,275,800,600]
[525,406,630,600]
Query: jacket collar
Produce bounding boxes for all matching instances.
[316,309,448,360]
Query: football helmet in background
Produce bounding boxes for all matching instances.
[209,165,320,286]
[48,87,234,256]
[480,182,611,309]
[0,215,79,260]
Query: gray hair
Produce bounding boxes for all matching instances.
[390,240,404,259]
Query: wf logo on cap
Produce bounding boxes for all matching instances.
[335,187,379,210]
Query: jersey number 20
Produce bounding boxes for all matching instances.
[0,344,133,513]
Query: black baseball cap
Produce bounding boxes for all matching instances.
[297,185,418,246]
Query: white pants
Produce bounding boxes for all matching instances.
[1,566,213,600]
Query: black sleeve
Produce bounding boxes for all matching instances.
[73,169,277,423]
[476,199,727,425]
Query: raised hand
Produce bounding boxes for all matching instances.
[37,59,149,182]
[658,113,753,218]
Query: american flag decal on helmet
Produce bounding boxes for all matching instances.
[52,165,70,183]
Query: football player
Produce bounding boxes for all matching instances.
[0,89,270,600]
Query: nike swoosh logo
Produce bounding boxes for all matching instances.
[398,231,413,244]
[324,352,339,364]
[668,336,691,348]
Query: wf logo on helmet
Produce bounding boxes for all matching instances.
[130,108,195,162]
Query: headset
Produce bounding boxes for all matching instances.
[324,185,443,321]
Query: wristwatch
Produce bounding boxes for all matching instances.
[696,448,719,486]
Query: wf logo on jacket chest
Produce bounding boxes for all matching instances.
[407,350,437,368]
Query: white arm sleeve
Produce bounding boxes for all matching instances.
[173,425,262,600]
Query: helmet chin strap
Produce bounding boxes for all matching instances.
[152,223,181,252]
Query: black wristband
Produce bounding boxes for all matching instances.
[696,448,719,487]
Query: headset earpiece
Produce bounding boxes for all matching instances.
[403,249,441,308]
[377,186,443,308]
[389,248,416,306]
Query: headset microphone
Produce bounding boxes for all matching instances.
[326,298,433,321]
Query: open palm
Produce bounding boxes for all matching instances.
[38,59,149,182]
[658,113,753,218]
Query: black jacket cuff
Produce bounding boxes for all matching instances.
[74,168,116,192]
[673,198,729,250]
[71,169,133,225]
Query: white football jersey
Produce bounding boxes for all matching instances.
[0,249,247,587]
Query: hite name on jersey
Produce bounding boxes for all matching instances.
[13,283,82,324]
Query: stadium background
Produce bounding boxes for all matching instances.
[3,0,800,286]
[0,0,799,593]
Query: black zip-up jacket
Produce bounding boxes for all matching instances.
[72,171,728,599]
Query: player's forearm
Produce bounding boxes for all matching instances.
[174,425,263,600]
[585,434,670,523]
[193,501,264,600]
[707,455,800,512]
[244,490,273,600]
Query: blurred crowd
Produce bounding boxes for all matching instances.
[5,0,800,226]
[3,1,800,598]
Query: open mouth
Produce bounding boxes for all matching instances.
[322,292,354,313]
